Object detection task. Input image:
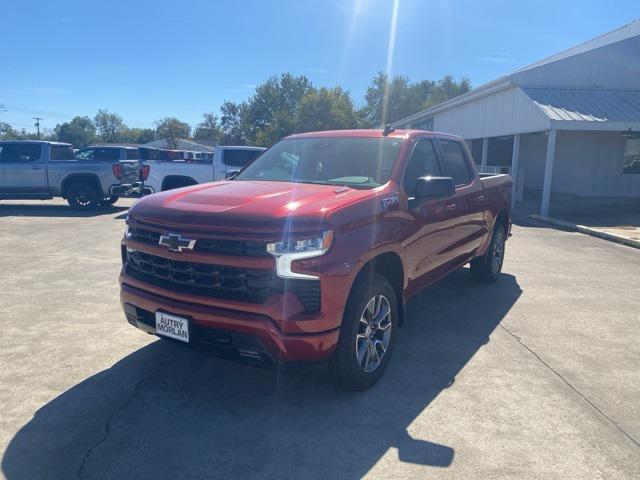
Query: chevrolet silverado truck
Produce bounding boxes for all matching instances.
[140,145,265,193]
[0,140,141,209]
[120,129,512,389]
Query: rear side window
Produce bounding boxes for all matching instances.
[403,140,441,196]
[223,149,262,168]
[0,144,42,162]
[51,145,75,160]
[94,148,120,161]
[439,140,472,186]
[126,149,140,160]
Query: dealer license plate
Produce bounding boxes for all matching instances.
[155,311,189,343]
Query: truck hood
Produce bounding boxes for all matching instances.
[129,180,375,234]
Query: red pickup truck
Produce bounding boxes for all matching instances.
[120,129,512,389]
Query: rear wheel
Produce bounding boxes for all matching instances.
[66,181,100,210]
[329,273,397,390]
[470,223,506,283]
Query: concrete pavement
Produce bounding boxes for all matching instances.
[0,199,638,479]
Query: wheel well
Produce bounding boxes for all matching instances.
[495,209,510,234]
[355,252,405,326]
[61,174,102,198]
[161,176,198,191]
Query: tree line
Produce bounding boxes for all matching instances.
[0,72,470,148]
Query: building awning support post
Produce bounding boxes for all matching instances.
[540,129,557,216]
[481,137,489,171]
[511,134,520,208]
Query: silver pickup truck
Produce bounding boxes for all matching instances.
[0,140,141,210]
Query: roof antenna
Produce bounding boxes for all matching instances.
[382,124,396,136]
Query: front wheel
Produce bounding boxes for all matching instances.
[66,181,100,210]
[470,223,506,283]
[329,273,398,390]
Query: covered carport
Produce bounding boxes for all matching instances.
[393,20,640,216]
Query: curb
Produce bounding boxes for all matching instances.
[528,214,640,250]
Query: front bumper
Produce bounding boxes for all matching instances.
[121,282,340,363]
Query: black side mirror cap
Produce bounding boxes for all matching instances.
[414,176,455,198]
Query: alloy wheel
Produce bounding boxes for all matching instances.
[491,231,505,274]
[355,294,392,373]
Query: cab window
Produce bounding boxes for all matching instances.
[438,140,472,186]
[0,144,42,162]
[50,145,75,160]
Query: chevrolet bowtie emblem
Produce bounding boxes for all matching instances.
[158,233,196,252]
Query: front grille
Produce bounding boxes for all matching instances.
[122,245,321,312]
[124,250,274,303]
[127,226,268,257]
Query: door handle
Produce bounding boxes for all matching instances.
[444,203,457,211]
[31,165,42,170]
[475,194,485,202]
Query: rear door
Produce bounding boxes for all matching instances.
[0,143,47,194]
[435,138,487,259]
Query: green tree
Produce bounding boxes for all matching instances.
[94,109,127,143]
[426,75,472,108]
[54,116,96,147]
[155,117,191,149]
[295,87,359,133]
[193,113,223,143]
[219,101,248,145]
[220,74,313,147]
[0,122,20,140]
[360,72,470,127]
[123,127,155,144]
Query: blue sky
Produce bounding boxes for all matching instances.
[1,0,638,133]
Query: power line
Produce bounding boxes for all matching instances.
[0,102,161,128]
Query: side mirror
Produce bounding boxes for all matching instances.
[414,176,455,198]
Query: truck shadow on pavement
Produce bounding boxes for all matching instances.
[2,269,521,480]
[0,203,129,218]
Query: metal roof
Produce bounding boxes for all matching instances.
[523,88,640,122]
[393,19,640,127]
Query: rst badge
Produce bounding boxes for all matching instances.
[381,193,400,209]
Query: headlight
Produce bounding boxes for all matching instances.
[267,231,334,279]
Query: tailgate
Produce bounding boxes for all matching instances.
[118,160,140,185]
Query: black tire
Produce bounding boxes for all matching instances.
[66,181,100,210]
[470,222,506,283]
[98,195,119,207]
[329,273,398,390]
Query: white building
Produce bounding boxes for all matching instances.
[393,21,640,215]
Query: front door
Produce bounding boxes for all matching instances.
[0,143,47,194]
[402,138,460,291]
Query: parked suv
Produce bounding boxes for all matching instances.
[0,141,141,209]
[120,129,512,389]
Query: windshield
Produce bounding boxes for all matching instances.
[235,137,402,188]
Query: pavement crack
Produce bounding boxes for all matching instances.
[77,351,172,479]
[463,291,640,450]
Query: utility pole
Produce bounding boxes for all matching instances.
[0,104,6,140]
[33,117,42,139]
